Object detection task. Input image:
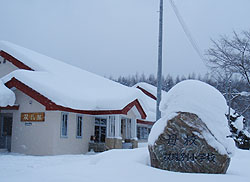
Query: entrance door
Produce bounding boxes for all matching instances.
[121,118,132,140]
[0,114,13,151]
[94,117,107,143]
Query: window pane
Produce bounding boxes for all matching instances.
[77,116,82,137]
[137,126,150,139]
[79,118,82,136]
[100,119,106,126]
[95,118,100,125]
[95,126,100,142]
[94,117,107,143]
[65,116,67,136]
[109,116,115,137]
[101,126,106,142]
[61,114,68,137]
[137,126,141,139]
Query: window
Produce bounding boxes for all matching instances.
[121,118,132,139]
[76,115,83,138]
[94,117,107,143]
[137,126,150,140]
[61,113,68,137]
[108,116,115,137]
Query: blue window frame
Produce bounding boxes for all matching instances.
[76,115,83,138]
[61,113,68,137]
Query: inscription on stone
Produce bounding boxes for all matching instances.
[163,134,215,163]
[164,152,215,163]
[148,112,231,174]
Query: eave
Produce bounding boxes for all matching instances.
[0,50,33,71]
[5,77,147,119]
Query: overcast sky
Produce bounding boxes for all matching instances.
[0,0,249,78]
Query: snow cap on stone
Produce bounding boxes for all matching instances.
[148,80,235,156]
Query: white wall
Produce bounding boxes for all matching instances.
[0,57,18,78]
[1,89,95,155]
[10,89,54,155]
[127,108,137,119]
[0,86,143,155]
[52,113,94,155]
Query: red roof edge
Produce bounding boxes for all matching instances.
[122,99,147,119]
[137,119,155,125]
[0,105,19,110]
[5,78,147,119]
[0,50,34,71]
[136,86,157,100]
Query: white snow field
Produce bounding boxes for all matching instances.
[0,146,249,182]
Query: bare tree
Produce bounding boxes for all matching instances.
[206,31,250,87]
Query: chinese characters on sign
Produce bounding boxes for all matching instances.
[21,112,45,122]
[165,134,215,163]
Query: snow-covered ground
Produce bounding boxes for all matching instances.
[0,145,249,182]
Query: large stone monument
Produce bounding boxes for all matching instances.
[148,80,235,174]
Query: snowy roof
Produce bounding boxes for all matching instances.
[0,41,146,112]
[0,80,15,107]
[133,82,168,122]
[136,95,156,122]
[133,82,167,100]
[149,80,235,156]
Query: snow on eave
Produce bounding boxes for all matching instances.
[0,79,15,107]
[137,119,155,126]
[2,70,149,120]
[133,82,170,122]
[133,82,157,99]
[3,70,142,112]
[133,82,168,100]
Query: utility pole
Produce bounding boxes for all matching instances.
[156,0,164,121]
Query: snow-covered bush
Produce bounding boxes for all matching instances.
[227,111,250,150]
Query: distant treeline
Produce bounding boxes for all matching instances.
[110,73,250,127]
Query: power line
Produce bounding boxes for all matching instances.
[168,0,206,63]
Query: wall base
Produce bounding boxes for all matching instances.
[131,139,138,149]
[105,138,122,150]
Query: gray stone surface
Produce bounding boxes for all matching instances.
[149,112,231,174]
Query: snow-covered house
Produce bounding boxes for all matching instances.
[0,41,148,155]
[133,82,167,141]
